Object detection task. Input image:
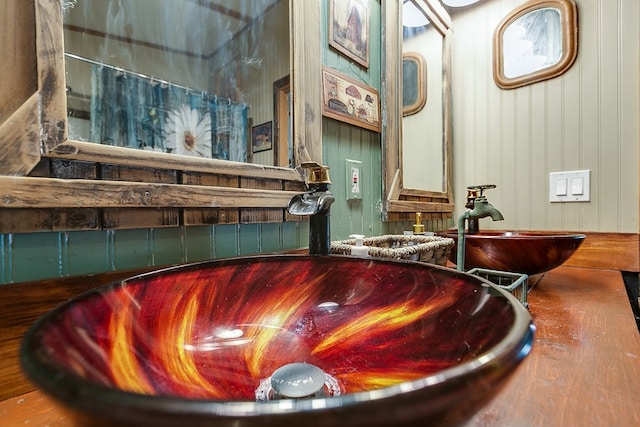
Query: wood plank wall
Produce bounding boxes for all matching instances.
[0,157,305,233]
[320,0,386,240]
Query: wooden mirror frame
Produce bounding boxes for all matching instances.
[493,0,578,90]
[0,0,321,233]
[382,0,454,221]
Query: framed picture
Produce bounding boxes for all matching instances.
[329,0,369,68]
[321,66,380,133]
[252,121,272,153]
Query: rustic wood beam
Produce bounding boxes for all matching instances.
[399,188,452,199]
[48,141,304,182]
[386,200,455,214]
[0,176,301,209]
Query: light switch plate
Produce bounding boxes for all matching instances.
[549,170,590,202]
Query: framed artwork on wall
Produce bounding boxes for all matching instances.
[252,121,273,153]
[321,66,380,132]
[328,0,370,68]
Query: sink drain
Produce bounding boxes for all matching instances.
[255,362,341,401]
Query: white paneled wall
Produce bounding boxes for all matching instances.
[450,0,639,232]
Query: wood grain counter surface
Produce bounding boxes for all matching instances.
[1,266,639,426]
[464,266,640,426]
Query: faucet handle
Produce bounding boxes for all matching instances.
[300,161,331,184]
[467,184,496,196]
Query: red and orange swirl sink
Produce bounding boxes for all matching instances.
[21,255,534,427]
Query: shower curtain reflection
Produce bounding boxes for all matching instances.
[89,65,247,161]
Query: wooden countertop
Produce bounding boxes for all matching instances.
[465,266,640,426]
[1,266,639,426]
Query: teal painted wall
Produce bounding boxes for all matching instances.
[321,0,452,241]
[321,0,384,241]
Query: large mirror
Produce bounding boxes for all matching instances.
[382,0,454,219]
[401,0,444,192]
[0,0,322,232]
[493,0,578,90]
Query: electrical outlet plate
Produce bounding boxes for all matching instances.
[549,170,590,202]
[345,159,362,200]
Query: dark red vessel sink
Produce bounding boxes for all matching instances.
[439,230,586,275]
[21,255,534,427]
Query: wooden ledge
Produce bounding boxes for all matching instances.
[562,231,639,272]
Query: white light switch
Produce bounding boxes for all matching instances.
[555,178,568,196]
[549,170,590,202]
[571,177,583,195]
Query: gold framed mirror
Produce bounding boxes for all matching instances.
[493,0,578,90]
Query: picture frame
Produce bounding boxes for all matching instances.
[251,121,273,153]
[321,66,380,133]
[328,0,370,69]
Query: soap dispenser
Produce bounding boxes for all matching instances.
[349,234,370,257]
[413,213,425,235]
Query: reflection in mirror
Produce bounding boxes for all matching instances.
[402,53,426,116]
[63,0,290,166]
[502,8,562,78]
[493,0,578,90]
[401,1,444,192]
[382,0,453,218]
[441,0,482,7]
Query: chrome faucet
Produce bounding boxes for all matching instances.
[287,162,335,255]
[457,185,503,271]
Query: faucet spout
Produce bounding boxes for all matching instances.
[467,196,504,222]
[489,208,504,221]
[287,162,335,255]
[456,192,504,271]
[286,192,334,216]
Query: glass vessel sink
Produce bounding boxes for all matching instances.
[21,255,534,427]
[439,230,586,275]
